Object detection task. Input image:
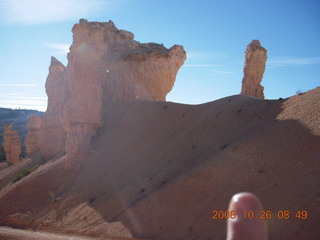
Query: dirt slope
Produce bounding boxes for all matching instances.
[0,88,319,239]
[0,226,99,240]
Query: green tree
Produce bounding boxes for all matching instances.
[0,145,6,162]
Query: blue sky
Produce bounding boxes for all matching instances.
[0,0,319,111]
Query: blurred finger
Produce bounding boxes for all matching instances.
[226,192,268,240]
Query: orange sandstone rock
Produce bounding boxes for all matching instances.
[240,40,267,99]
[2,125,21,164]
[39,19,186,159]
[38,57,67,159]
[60,19,186,155]
[25,115,42,156]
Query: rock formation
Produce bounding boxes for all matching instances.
[2,125,21,164]
[25,115,42,156]
[38,57,67,159]
[40,19,186,158]
[240,40,267,99]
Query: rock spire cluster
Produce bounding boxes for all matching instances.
[38,19,186,158]
[240,40,267,99]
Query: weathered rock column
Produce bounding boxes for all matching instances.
[38,57,67,160]
[25,115,42,156]
[240,40,267,99]
[2,125,21,164]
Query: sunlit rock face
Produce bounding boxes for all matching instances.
[25,115,42,156]
[2,125,21,164]
[240,40,267,99]
[40,19,186,157]
[39,57,67,159]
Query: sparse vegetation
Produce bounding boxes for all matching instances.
[49,190,57,203]
[11,164,41,183]
[0,145,6,162]
[49,190,61,203]
[296,89,305,95]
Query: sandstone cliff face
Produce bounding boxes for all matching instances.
[38,57,67,159]
[38,19,186,158]
[2,125,21,164]
[240,40,267,99]
[25,115,42,156]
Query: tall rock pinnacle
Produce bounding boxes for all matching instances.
[240,40,267,99]
[38,57,67,159]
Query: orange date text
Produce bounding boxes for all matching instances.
[212,210,308,220]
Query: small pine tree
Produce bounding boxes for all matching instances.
[0,145,6,162]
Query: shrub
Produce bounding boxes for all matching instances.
[12,164,41,183]
[296,89,305,95]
